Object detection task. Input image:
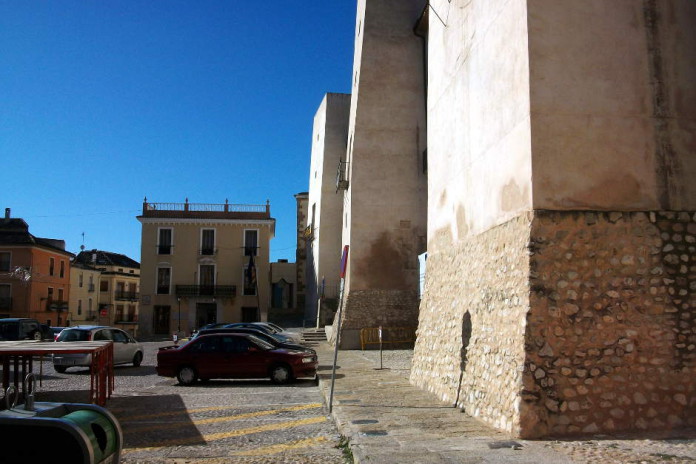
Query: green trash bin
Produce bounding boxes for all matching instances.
[62,409,119,463]
[0,402,122,464]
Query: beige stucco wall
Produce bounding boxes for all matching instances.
[271,261,296,286]
[334,0,427,347]
[528,0,696,211]
[342,0,428,293]
[415,0,696,438]
[68,266,101,325]
[426,0,532,245]
[138,218,273,337]
[307,93,351,319]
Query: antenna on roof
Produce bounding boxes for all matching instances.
[80,232,85,251]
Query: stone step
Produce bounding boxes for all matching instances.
[302,329,327,342]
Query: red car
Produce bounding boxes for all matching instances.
[156,333,318,385]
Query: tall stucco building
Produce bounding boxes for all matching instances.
[70,249,140,336]
[69,260,101,325]
[137,198,275,338]
[409,0,696,438]
[294,192,309,316]
[332,0,428,348]
[305,93,351,326]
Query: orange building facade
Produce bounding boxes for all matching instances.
[0,209,74,326]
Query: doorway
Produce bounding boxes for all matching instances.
[153,305,171,334]
[196,303,217,329]
[241,306,259,322]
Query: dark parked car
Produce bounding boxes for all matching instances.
[193,327,315,354]
[0,318,52,341]
[190,322,230,337]
[223,323,301,344]
[156,333,318,385]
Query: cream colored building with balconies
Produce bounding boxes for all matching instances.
[68,260,101,326]
[71,249,140,336]
[137,198,275,338]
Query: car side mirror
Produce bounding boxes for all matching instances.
[248,346,258,352]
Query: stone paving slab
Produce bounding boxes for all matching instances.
[313,342,696,464]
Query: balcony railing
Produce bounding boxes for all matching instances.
[145,200,267,213]
[0,297,11,311]
[46,300,69,312]
[115,291,139,301]
[115,314,138,323]
[142,199,270,218]
[336,160,349,191]
[156,286,171,295]
[175,285,237,298]
[199,247,217,256]
[158,245,173,255]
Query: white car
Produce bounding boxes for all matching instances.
[53,326,143,373]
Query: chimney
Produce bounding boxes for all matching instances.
[4,208,9,221]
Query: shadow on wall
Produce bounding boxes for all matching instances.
[455,311,472,408]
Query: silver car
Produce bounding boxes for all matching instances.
[53,326,144,373]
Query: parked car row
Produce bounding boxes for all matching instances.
[158,322,315,385]
[157,332,317,386]
[0,319,317,385]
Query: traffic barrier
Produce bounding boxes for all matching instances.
[359,326,416,350]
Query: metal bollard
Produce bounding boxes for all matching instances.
[23,373,35,411]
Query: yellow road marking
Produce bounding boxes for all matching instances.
[118,402,322,422]
[122,416,328,454]
[123,403,323,434]
[231,436,330,456]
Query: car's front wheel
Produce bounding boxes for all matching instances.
[32,331,42,341]
[54,366,67,374]
[270,364,292,384]
[132,352,143,367]
[177,366,198,386]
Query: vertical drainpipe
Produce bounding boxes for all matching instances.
[413,4,429,174]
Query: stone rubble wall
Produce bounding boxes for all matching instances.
[412,210,696,438]
[411,214,532,435]
[331,289,421,349]
[524,210,696,437]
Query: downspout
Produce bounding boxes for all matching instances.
[413,3,429,174]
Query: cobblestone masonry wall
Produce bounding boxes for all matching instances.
[332,289,421,349]
[524,211,696,437]
[412,210,696,438]
[411,214,532,435]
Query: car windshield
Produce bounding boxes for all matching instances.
[247,335,274,350]
[57,329,91,342]
[266,323,283,332]
[254,323,280,333]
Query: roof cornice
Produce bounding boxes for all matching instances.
[137,217,276,227]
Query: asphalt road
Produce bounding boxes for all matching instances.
[27,340,349,464]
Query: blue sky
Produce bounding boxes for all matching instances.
[1,1,356,262]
